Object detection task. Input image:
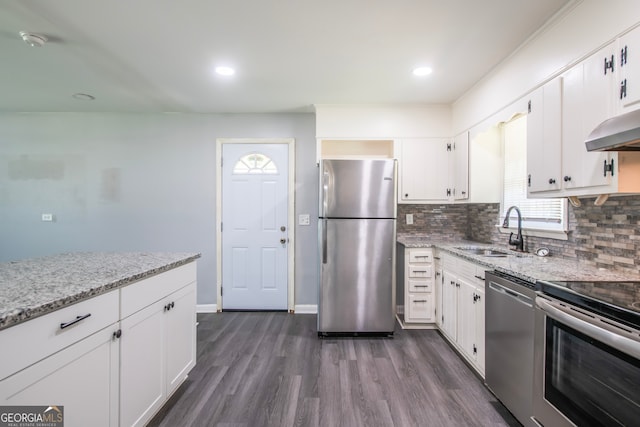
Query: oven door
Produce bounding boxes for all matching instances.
[533,296,640,427]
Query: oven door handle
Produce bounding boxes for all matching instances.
[536,296,640,360]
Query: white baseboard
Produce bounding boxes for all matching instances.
[196,304,218,313]
[294,304,317,314]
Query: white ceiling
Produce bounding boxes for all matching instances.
[0,0,570,114]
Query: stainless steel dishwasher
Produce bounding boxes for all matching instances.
[485,271,536,427]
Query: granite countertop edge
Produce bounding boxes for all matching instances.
[397,234,640,283]
[0,252,201,331]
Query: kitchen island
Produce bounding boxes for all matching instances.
[0,252,200,427]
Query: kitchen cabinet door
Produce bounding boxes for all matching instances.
[562,44,614,192]
[0,326,119,427]
[441,269,458,340]
[165,282,197,396]
[527,77,562,194]
[618,26,640,112]
[120,299,165,427]
[434,253,443,328]
[457,278,476,359]
[475,286,486,373]
[452,132,469,200]
[399,139,449,202]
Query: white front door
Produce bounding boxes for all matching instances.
[221,143,289,310]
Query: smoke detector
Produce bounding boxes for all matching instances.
[19,31,48,47]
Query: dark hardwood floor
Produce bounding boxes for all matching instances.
[148,312,520,427]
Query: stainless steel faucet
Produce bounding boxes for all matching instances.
[503,205,524,252]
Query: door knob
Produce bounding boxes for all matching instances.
[280,238,287,244]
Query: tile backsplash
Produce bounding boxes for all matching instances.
[398,195,640,275]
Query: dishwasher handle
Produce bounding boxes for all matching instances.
[489,281,533,307]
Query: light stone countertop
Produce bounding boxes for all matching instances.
[0,252,201,331]
[397,234,640,283]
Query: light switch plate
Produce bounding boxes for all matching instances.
[41,213,54,222]
[299,214,310,226]
[406,214,413,225]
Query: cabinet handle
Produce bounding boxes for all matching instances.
[456,283,460,288]
[434,256,441,260]
[164,302,175,312]
[548,178,556,184]
[414,285,430,288]
[604,159,615,177]
[621,78,627,100]
[413,300,428,303]
[112,329,122,340]
[563,176,572,182]
[450,281,455,285]
[60,313,91,329]
[415,256,430,259]
[413,270,427,273]
[435,272,441,277]
[474,275,484,281]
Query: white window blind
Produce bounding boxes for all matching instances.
[502,115,566,231]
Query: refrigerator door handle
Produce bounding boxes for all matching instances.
[322,170,329,215]
[322,219,328,264]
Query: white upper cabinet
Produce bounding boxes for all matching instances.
[561,42,615,193]
[526,77,562,195]
[399,138,450,202]
[398,137,469,203]
[618,25,640,112]
[452,131,469,200]
[527,33,640,199]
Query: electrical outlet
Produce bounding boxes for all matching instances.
[41,213,54,222]
[299,214,310,226]
[406,214,413,225]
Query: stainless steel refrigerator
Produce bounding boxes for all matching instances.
[317,159,397,336]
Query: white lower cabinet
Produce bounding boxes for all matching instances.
[0,261,197,427]
[402,248,436,324]
[0,326,120,427]
[120,269,197,427]
[440,254,486,376]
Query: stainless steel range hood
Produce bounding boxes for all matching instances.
[585,109,640,152]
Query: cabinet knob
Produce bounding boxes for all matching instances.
[405,193,409,198]
[112,329,122,340]
[563,176,572,182]
[548,178,556,184]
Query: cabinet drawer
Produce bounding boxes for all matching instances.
[121,262,197,318]
[408,265,432,278]
[0,290,119,381]
[406,293,434,321]
[409,250,432,263]
[408,279,432,293]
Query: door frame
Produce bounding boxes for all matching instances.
[215,138,295,312]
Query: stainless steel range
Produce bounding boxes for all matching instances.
[533,279,640,427]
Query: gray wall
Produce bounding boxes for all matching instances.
[0,112,319,306]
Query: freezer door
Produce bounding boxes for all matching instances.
[318,218,396,333]
[320,159,396,219]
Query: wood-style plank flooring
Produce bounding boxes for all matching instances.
[148,312,519,427]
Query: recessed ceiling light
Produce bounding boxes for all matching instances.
[215,66,235,76]
[413,67,433,77]
[19,31,47,47]
[72,93,95,101]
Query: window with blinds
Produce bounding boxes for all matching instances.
[501,114,566,231]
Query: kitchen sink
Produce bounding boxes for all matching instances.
[455,247,510,257]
